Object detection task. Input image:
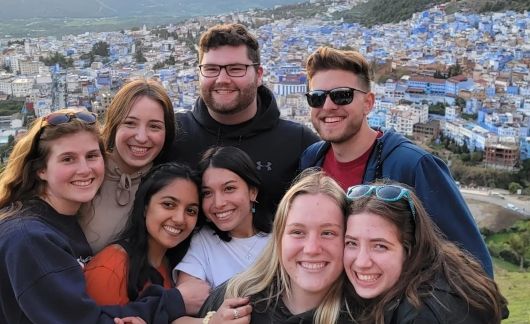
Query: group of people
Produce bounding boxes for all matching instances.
[0,22,506,324]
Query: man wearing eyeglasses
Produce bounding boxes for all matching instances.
[299,46,493,277]
[167,23,319,217]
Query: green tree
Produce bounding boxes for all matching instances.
[455,96,466,108]
[39,52,73,68]
[164,56,175,66]
[470,151,483,164]
[433,70,446,79]
[447,62,462,77]
[134,40,147,64]
[152,62,165,70]
[507,232,530,270]
[428,102,446,115]
[135,50,147,64]
[92,41,110,57]
[0,134,15,164]
[509,182,523,194]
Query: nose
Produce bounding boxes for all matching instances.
[77,158,91,175]
[354,246,373,268]
[134,126,148,143]
[171,208,185,224]
[212,193,226,208]
[215,67,231,83]
[303,234,323,255]
[322,95,337,111]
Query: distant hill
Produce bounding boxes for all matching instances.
[339,0,530,26]
[0,0,302,19]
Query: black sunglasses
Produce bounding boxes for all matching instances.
[305,87,368,108]
[43,111,97,126]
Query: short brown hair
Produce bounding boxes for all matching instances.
[198,23,260,65]
[305,46,372,90]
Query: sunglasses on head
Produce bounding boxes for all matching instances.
[43,111,97,126]
[346,184,416,223]
[305,87,368,108]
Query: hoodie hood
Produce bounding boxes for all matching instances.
[364,128,412,182]
[191,85,280,140]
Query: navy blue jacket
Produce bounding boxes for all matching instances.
[167,85,319,215]
[0,199,186,324]
[300,129,493,277]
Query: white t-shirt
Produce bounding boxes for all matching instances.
[173,227,270,288]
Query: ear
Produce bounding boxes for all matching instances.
[249,186,258,202]
[363,91,376,116]
[37,168,48,181]
[256,66,264,87]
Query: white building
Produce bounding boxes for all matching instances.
[11,77,34,98]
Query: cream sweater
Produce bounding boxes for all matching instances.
[79,156,152,253]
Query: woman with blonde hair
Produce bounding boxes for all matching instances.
[189,170,353,324]
[81,78,176,253]
[344,182,507,324]
[0,109,190,323]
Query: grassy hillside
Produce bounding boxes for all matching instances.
[338,0,530,27]
[494,258,530,323]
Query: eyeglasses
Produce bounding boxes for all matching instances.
[305,87,368,108]
[198,63,259,78]
[346,184,416,223]
[43,111,97,126]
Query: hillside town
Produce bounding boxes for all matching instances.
[0,1,529,171]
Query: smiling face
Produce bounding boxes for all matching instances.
[38,131,105,215]
[344,212,405,300]
[309,69,374,144]
[146,178,199,253]
[113,96,166,173]
[199,45,263,125]
[201,167,258,238]
[281,193,344,301]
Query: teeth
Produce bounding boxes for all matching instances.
[215,210,234,219]
[130,146,148,154]
[299,262,325,270]
[215,90,236,94]
[163,225,182,234]
[72,179,92,186]
[324,117,343,123]
[356,273,380,282]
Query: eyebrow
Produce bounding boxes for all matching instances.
[344,234,396,244]
[286,223,343,228]
[160,196,199,205]
[202,179,237,188]
[124,116,164,123]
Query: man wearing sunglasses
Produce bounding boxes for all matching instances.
[300,47,493,277]
[167,23,319,218]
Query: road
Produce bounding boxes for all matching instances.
[460,188,530,219]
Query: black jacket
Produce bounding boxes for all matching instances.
[384,278,490,324]
[168,85,319,215]
[0,199,185,324]
[200,282,352,324]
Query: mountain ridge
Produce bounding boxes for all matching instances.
[0,0,302,20]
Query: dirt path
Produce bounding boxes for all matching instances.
[465,198,523,232]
